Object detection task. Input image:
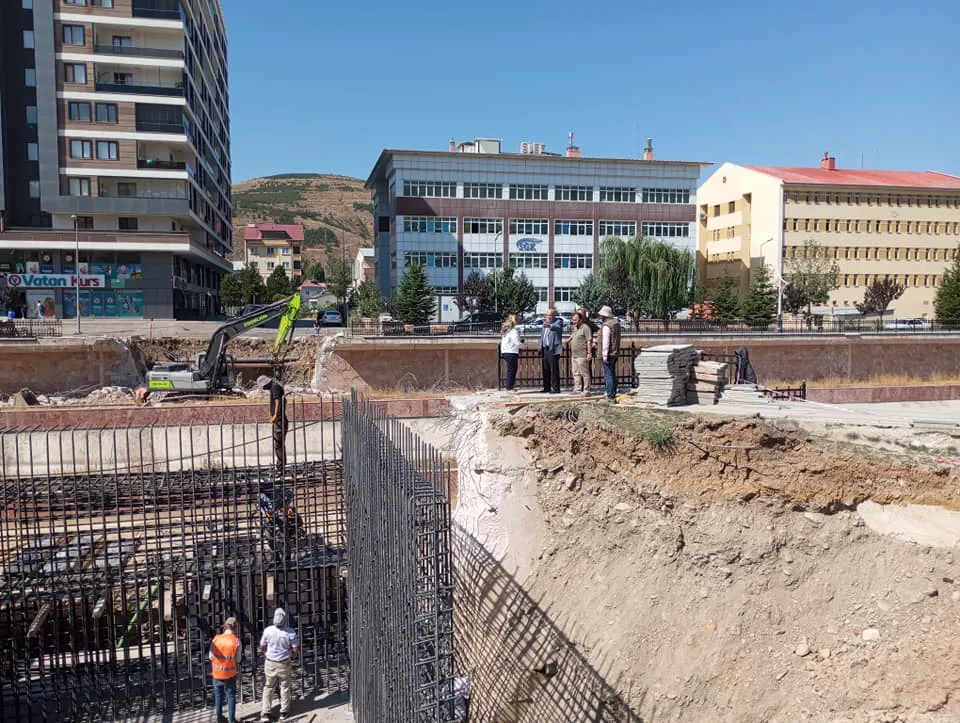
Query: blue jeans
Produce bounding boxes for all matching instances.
[213,677,236,723]
[602,358,617,399]
[501,353,518,390]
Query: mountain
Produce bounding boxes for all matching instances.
[230,173,374,274]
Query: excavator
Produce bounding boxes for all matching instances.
[135,292,303,403]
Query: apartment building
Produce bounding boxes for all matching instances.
[243,223,302,283]
[353,246,373,287]
[366,137,708,316]
[697,155,960,318]
[0,0,232,319]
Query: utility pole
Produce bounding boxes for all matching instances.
[341,230,347,321]
[492,230,503,313]
[71,214,80,334]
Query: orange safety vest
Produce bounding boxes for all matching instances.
[210,632,239,680]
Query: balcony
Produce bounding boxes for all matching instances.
[135,120,184,134]
[137,158,187,170]
[94,44,184,60]
[132,0,181,20]
[95,80,183,97]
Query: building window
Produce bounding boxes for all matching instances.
[599,220,636,238]
[554,254,593,269]
[267,261,275,270]
[554,287,577,302]
[28,180,41,199]
[62,25,85,46]
[642,188,691,204]
[463,182,502,199]
[112,35,132,48]
[461,253,501,269]
[26,105,38,124]
[24,30,35,49]
[536,287,548,302]
[68,102,91,121]
[96,103,118,123]
[641,222,690,238]
[75,216,94,229]
[282,261,290,269]
[117,182,137,197]
[599,187,636,203]
[64,63,87,84]
[509,184,548,200]
[119,217,138,231]
[70,139,93,159]
[462,217,502,235]
[402,216,456,233]
[432,286,458,295]
[25,68,37,87]
[509,219,548,236]
[96,141,119,160]
[404,252,458,268]
[554,220,593,236]
[280,247,292,255]
[555,185,593,202]
[511,253,549,269]
[23,0,33,8]
[64,0,88,5]
[67,177,91,196]
[402,180,455,198]
[27,142,39,161]
[727,201,736,213]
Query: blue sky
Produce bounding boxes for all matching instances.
[226,0,959,183]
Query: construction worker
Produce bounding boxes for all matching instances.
[209,616,241,723]
[260,607,299,721]
[258,375,288,472]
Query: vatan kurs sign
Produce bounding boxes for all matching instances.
[3,273,106,289]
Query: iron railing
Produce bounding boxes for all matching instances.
[0,319,63,339]
[342,393,456,723]
[0,398,348,721]
[497,344,639,391]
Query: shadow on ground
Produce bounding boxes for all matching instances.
[453,527,650,722]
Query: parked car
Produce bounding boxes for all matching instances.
[884,318,931,331]
[318,310,343,327]
[447,312,504,334]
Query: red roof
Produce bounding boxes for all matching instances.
[243,223,305,242]
[746,166,960,190]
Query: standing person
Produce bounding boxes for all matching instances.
[597,306,622,402]
[35,299,43,319]
[258,375,288,473]
[499,315,522,392]
[209,616,241,723]
[539,307,563,394]
[259,608,299,721]
[577,306,598,380]
[565,311,592,395]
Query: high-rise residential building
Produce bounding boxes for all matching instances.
[242,223,303,285]
[0,0,231,320]
[697,155,960,319]
[366,137,709,318]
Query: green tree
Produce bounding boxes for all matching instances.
[356,278,382,318]
[489,266,538,317]
[709,278,741,325]
[220,272,243,308]
[599,236,643,318]
[238,264,267,305]
[599,236,695,324]
[325,257,353,316]
[572,273,607,315]
[740,263,777,327]
[783,240,840,315]
[455,271,495,315]
[935,248,960,325]
[855,277,905,318]
[395,262,436,323]
[302,260,325,283]
[265,265,293,301]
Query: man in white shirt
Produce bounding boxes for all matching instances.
[259,608,299,721]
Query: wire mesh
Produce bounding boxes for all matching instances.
[342,392,456,723]
[0,396,347,721]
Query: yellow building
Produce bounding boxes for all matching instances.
[697,155,960,318]
[243,223,303,284]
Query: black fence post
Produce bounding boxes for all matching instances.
[497,348,502,390]
[801,380,807,400]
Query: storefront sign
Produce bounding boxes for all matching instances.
[4,273,105,288]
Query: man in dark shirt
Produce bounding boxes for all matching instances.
[258,375,288,472]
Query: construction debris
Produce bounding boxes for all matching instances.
[686,361,728,405]
[633,344,698,406]
[720,383,770,405]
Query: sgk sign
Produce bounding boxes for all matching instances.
[4,273,106,289]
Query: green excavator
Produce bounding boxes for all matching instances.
[136,293,303,402]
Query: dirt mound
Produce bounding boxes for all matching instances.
[474,404,960,721]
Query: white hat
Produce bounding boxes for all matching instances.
[598,306,614,318]
[256,375,273,390]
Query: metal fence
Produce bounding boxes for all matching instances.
[498,345,640,391]
[0,319,63,339]
[342,393,456,723]
[0,399,348,721]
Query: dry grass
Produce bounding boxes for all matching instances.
[764,373,960,389]
[365,388,467,400]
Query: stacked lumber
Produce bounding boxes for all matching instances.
[633,345,698,406]
[719,384,771,405]
[686,361,727,405]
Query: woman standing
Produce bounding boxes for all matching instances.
[500,315,522,392]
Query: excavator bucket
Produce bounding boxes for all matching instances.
[274,294,302,355]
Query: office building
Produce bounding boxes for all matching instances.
[242,223,302,283]
[366,137,708,317]
[697,155,960,318]
[0,0,231,319]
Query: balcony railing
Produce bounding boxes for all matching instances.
[132,0,181,20]
[94,44,184,60]
[137,158,187,170]
[95,80,183,97]
[135,121,185,134]
[98,188,188,200]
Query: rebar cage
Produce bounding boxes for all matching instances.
[0,397,348,721]
[342,393,457,723]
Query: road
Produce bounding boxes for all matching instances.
[49,318,344,340]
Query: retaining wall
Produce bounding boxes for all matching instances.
[0,339,141,394]
[806,384,960,405]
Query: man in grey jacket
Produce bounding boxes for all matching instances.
[540,307,563,394]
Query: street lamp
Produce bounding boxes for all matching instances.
[492,229,503,313]
[759,237,785,333]
[71,214,80,334]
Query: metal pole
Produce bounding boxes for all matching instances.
[493,230,502,314]
[72,214,80,334]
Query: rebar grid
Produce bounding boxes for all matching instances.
[0,401,348,722]
[342,393,456,723]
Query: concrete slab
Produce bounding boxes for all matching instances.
[857,500,960,548]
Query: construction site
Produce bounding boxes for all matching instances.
[2,322,960,722]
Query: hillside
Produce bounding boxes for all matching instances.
[230,173,374,273]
